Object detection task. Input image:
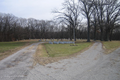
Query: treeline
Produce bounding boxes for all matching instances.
[55,0,120,42]
[0,0,120,42]
[0,13,87,41]
[79,0,120,41]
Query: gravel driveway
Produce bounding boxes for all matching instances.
[0,42,41,80]
[0,42,120,80]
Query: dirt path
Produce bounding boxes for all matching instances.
[0,42,41,80]
[0,42,120,80]
[26,42,120,80]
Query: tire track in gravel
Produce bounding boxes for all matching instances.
[0,42,42,80]
[25,42,120,80]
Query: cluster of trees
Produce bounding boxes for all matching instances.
[55,0,120,42]
[80,0,120,41]
[0,0,120,42]
[0,13,56,41]
[0,13,87,41]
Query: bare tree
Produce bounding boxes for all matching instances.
[79,0,94,42]
[92,0,120,41]
[104,0,120,41]
[54,0,80,41]
[0,0,120,42]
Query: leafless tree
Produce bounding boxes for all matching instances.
[54,0,81,41]
[92,0,120,41]
[79,0,94,42]
[104,0,120,41]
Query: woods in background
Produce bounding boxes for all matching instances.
[0,0,120,42]
[79,0,120,41]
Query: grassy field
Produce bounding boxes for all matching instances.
[0,39,39,53]
[102,41,120,53]
[36,42,92,57]
[0,42,27,53]
[0,39,39,60]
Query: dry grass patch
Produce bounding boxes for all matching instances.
[102,41,120,54]
[0,39,39,61]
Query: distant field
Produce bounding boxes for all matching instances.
[102,41,120,53]
[0,39,39,60]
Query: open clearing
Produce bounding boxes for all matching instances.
[34,42,92,65]
[0,41,120,80]
[26,42,120,80]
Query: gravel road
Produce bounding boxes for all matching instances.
[0,42,120,80]
[0,42,41,80]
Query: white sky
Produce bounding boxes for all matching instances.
[0,0,119,21]
[0,0,64,20]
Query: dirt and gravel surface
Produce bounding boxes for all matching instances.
[0,42,41,80]
[0,42,120,80]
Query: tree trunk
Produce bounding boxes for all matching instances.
[73,26,76,41]
[87,18,90,42]
[105,29,110,41]
[94,22,97,41]
[106,31,109,41]
[69,25,72,41]
[110,29,113,41]
[100,27,103,41]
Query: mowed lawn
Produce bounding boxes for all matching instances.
[38,42,92,57]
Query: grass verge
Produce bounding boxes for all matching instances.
[102,41,120,54]
[34,42,92,65]
[0,39,39,60]
[45,43,92,57]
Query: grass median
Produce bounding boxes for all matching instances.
[34,42,92,65]
[102,41,120,54]
[45,43,92,57]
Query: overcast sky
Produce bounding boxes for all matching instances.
[0,0,64,20]
[1,0,120,21]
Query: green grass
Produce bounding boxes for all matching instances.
[0,39,39,53]
[42,42,92,57]
[0,39,39,60]
[0,42,27,53]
